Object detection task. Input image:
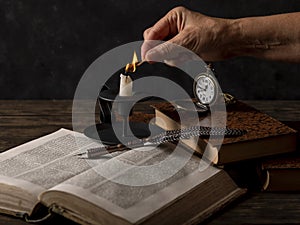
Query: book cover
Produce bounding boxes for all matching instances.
[151,100,298,165]
[258,154,300,192]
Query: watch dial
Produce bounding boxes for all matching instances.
[195,76,216,104]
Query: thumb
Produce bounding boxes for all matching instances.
[144,35,197,65]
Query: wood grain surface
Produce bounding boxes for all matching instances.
[0,100,299,225]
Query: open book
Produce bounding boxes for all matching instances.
[0,128,245,225]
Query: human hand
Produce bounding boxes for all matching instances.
[142,7,236,62]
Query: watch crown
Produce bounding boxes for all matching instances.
[205,63,214,73]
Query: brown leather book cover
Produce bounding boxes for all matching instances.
[150,100,298,164]
[259,154,300,191]
[262,155,300,169]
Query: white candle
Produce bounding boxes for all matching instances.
[119,74,133,96]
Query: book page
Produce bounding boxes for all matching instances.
[65,144,200,207]
[44,143,221,223]
[0,128,107,191]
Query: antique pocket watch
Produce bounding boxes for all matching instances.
[175,65,235,112]
[193,66,235,108]
[193,70,219,106]
[174,67,218,113]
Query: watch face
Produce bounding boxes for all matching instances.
[194,74,217,105]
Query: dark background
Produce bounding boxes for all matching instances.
[0,0,299,100]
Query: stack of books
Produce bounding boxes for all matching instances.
[0,99,297,224]
[151,100,299,192]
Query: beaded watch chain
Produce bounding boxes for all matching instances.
[76,126,247,158]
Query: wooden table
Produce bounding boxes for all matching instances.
[0,100,299,225]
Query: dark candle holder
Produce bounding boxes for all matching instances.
[84,89,162,145]
[83,61,196,145]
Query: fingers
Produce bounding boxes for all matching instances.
[142,7,184,60]
[144,9,179,40]
[144,34,198,66]
[141,20,173,60]
[141,37,160,61]
[145,39,178,62]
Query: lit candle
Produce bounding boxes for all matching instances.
[119,51,138,96]
[119,74,133,96]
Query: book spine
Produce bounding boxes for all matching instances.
[22,205,61,223]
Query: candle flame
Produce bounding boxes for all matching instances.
[132,51,138,64]
[125,51,138,73]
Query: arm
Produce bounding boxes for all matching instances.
[142,7,300,63]
[233,12,300,62]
